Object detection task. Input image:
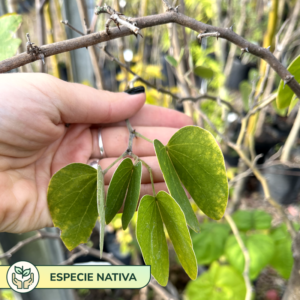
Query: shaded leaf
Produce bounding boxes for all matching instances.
[239,81,251,111]
[167,126,228,220]
[23,269,31,277]
[136,195,169,286]
[122,161,142,230]
[0,13,22,61]
[191,223,230,265]
[15,267,22,275]
[194,65,214,79]
[97,165,105,258]
[225,233,274,279]
[154,139,200,232]
[287,95,299,116]
[105,158,133,224]
[157,191,197,280]
[270,225,293,279]
[276,55,300,109]
[47,163,97,250]
[185,262,246,300]
[232,210,272,231]
[165,55,178,67]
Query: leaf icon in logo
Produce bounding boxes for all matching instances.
[15,266,22,275]
[23,268,31,277]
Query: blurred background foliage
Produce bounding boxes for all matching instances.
[1,0,300,299]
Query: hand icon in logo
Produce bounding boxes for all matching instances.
[12,273,22,289]
[23,273,34,289]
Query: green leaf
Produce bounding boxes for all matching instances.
[97,165,105,258]
[287,95,299,116]
[239,81,252,111]
[232,210,272,231]
[191,223,230,265]
[23,269,31,277]
[270,225,293,279]
[15,266,22,275]
[185,262,246,300]
[105,158,133,224]
[194,65,214,79]
[167,126,228,220]
[0,13,22,61]
[276,54,300,109]
[225,233,274,279]
[165,55,178,67]
[122,161,142,230]
[47,163,97,251]
[156,191,197,280]
[136,195,169,286]
[154,139,200,232]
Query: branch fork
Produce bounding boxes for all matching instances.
[197,31,220,42]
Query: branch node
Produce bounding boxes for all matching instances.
[197,31,220,42]
[240,47,249,59]
[26,33,45,64]
[284,75,294,88]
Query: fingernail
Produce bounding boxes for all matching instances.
[124,86,145,95]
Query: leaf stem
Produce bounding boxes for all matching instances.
[135,132,154,144]
[103,153,126,175]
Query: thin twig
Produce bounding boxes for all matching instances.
[225,214,252,300]
[1,12,300,99]
[0,231,60,259]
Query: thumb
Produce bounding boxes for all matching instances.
[54,82,146,124]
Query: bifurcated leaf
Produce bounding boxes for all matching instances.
[157,191,198,280]
[154,139,200,232]
[105,158,133,224]
[167,126,228,220]
[136,195,169,286]
[122,161,142,230]
[47,163,97,251]
[185,262,246,300]
[97,165,105,258]
[225,233,274,279]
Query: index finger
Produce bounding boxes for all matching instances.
[105,104,193,128]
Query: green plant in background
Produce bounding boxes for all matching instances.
[0,13,22,61]
[186,209,296,299]
[47,124,228,286]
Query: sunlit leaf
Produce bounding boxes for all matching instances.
[48,163,97,250]
[276,55,300,109]
[105,158,133,224]
[97,165,105,258]
[136,195,169,286]
[167,126,228,220]
[287,95,299,116]
[156,191,197,280]
[194,65,214,79]
[154,139,200,232]
[0,13,22,61]
[122,161,142,229]
[185,262,246,300]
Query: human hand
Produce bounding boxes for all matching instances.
[12,273,22,289]
[23,273,34,289]
[0,73,193,233]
